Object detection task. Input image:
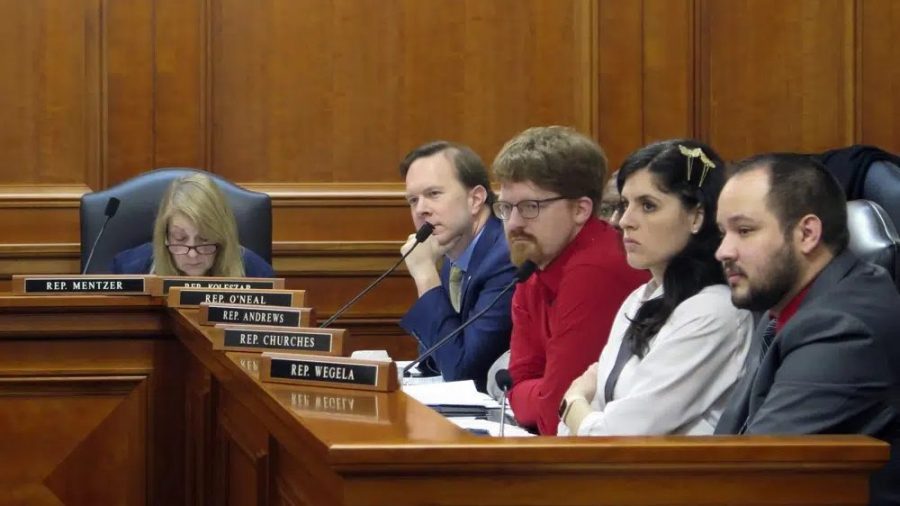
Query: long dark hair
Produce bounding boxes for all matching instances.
[616,139,727,357]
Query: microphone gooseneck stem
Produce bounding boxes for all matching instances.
[320,223,434,328]
[82,215,112,275]
[499,388,508,437]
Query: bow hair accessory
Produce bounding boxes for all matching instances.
[678,145,716,187]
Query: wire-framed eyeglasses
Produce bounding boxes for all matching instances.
[492,196,568,220]
[166,243,219,256]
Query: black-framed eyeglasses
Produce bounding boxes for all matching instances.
[166,243,219,256]
[492,196,568,220]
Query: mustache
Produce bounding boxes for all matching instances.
[721,260,746,277]
[507,231,537,242]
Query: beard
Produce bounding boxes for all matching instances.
[507,232,543,267]
[726,241,800,312]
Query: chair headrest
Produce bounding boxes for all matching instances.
[846,199,900,287]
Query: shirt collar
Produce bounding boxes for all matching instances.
[446,224,486,273]
[534,217,608,295]
[770,282,812,334]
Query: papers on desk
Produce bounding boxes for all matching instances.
[449,417,534,437]
[402,380,500,409]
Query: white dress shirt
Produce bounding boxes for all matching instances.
[558,282,752,436]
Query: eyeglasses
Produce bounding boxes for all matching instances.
[492,196,568,220]
[166,243,218,255]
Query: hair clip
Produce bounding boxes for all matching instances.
[678,145,716,186]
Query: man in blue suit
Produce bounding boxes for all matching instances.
[399,141,516,391]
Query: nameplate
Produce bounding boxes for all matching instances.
[168,288,306,308]
[211,325,343,355]
[148,276,284,296]
[260,353,398,392]
[12,275,150,295]
[198,303,312,327]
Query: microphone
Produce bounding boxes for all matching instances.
[320,222,434,328]
[82,197,121,274]
[402,260,537,378]
[495,368,513,437]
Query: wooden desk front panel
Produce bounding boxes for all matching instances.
[0,297,185,506]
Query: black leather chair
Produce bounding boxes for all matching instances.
[846,199,900,289]
[862,160,900,235]
[80,168,272,274]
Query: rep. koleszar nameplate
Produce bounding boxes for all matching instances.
[168,287,306,308]
[198,303,313,327]
[12,275,150,295]
[209,324,344,355]
[148,276,284,296]
[260,353,398,392]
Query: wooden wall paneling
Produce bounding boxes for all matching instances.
[700,0,855,160]
[208,0,597,185]
[858,0,900,153]
[596,0,644,170]
[185,352,216,506]
[104,0,156,187]
[0,0,100,187]
[154,0,208,172]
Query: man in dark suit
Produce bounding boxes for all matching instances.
[399,141,517,391]
[715,153,900,505]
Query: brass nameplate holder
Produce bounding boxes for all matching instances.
[260,353,398,392]
[12,275,151,295]
[198,303,312,327]
[168,288,306,308]
[148,276,285,296]
[210,324,343,355]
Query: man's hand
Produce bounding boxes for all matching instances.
[401,233,442,296]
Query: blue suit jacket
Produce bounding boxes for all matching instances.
[715,251,900,504]
[400,216,517,391]
[110,242,275,278]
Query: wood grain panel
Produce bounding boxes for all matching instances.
[0,0,101,186]
[0,376,147,505]
[859,0,900,153]
[700,0,855,159]
[209,0,597,184]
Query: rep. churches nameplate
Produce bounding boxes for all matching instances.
[210,324,344,355]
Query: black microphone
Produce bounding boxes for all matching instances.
[320,222,435,328]
[402,260,537,377]
[495,368,513,437]
[82,197,121,274]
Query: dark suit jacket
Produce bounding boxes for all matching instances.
[716,251,900,505]
[400,216,516,391]
[110,242,275,278]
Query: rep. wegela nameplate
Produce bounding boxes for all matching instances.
[148,276,285,296]
[12,275,150,295]
[260,353,398,392]
[198,303,313,327]
[168,287,306,308]
[210,324,344,355]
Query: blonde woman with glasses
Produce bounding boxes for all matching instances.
[111,173,273,277]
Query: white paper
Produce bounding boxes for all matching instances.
[402,380,500,408]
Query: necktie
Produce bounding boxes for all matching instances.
[448,265,463,313]
[603,337,635,403]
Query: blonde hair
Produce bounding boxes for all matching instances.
[151,173,245,277]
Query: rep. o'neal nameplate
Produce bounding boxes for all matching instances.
[168,287,306,308]
[210,324,344,355]
[260,353,398,392]
[12,275,150,295]
[148,276,285,296]
[199,303,313,327]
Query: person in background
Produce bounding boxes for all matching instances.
[558,140,751,436]
[399,141,517,391]
[714,153,900,505]
[492,126,649,435]
[111,172,274,277]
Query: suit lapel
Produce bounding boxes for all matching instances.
[458,216,502,312]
